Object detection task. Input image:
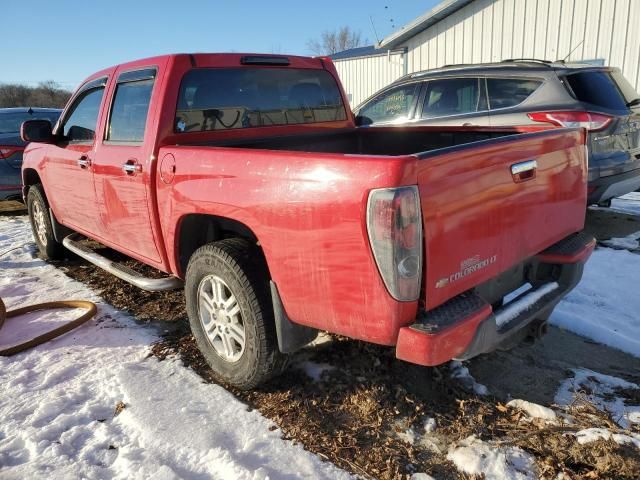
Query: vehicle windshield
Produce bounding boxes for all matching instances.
[0,111,61,134]
[175,68,347,132]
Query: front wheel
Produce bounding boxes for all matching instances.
[185,239,287,389]
[27,185,64,260]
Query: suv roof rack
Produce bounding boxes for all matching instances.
[501,58,556,66]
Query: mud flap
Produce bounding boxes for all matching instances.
[270,281,318,354]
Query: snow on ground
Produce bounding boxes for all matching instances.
[550,247,640,357]
[449,361,489,396]
[555,369,640,430]
[0,216,352,480]
[446,436,537,480]
[574,428,640,448]
[601,231,640,250]
[609,192,640,216]
[506,399,557,421]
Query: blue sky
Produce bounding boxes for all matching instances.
[3,0,436,90]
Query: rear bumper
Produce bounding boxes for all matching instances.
[588,167,640,204]
[396,232,596,366]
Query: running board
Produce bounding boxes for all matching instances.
[62,235,182,292]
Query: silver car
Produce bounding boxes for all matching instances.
[354,59,640,206]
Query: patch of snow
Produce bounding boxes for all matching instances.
[507,399,557,421]
[410,474,436,480]
[447,435,537,480]
[555,368,640,429]
[551,248,640,357]
[424,417,437,433]
[296,360,334,382]
[398,427,417,445]
[610,192,640,216]
[601,231,640,250]
[450,361,489,396]
[574,428,640,448]
[0,216,352,480]
[495,282,558,328]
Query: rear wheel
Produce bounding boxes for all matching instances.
[185,238,287,389]
[27,185,64,260]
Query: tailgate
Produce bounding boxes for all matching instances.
[416,128,587,309]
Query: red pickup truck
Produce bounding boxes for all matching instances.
[20,53,595,389]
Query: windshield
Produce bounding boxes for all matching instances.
[0,111,61,134]
[175,68,347,132]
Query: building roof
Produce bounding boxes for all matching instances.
[379,0,475,48]
[329,45,382,61]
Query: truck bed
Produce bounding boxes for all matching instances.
[192,126,523,156]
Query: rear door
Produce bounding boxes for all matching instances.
[44,78,107,234]
[416,77,490,126]
[92,67,162,264]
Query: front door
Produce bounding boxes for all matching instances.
[92,68,161,264]
[44,79,107,235]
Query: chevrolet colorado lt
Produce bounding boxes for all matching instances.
[20,53,595,389]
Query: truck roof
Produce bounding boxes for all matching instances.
[82,53,329,86]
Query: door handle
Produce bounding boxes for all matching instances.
[77,155,91,169]
[511,160,537,183]
[122,160,142,175]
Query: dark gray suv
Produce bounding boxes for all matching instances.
[354,60,640,206]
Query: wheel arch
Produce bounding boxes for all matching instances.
[175,213,262,278]
[22,168,42,196]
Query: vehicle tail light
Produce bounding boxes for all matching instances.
[527,111,613,131]
[366,186,423,301]
[0,147,20,159]
[0,147,23,169]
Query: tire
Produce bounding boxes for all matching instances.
[185,238,287,389]
[27,185,65,260]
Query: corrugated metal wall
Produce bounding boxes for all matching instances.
[335,0,640,106]
[404,0,640,88]
[333,51,406,107]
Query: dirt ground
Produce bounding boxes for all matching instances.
[3,200,640,479]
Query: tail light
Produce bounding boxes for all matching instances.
[366,186,423,301]
[0,147,20,158]
[527,111,613,131]
[0,147,23,169]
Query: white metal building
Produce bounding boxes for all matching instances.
[333,0,640,107]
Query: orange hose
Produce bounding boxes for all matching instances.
[0,298,97,356]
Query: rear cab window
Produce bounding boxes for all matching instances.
[487,78,542,109]
[175,68,347,132]
[565,71,630,110]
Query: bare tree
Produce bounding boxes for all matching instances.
[0,81,72,108]
[307,26,365,55]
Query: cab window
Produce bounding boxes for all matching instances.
[62,88,105,142]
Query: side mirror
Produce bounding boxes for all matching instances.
[21,120,54,143]
[354,115,372,126]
